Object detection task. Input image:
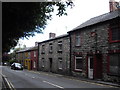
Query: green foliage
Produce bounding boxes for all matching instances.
[9,59,16,65]
[2,1,74,53]
[2,53,11,63]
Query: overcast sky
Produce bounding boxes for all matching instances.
[15,0,120,49]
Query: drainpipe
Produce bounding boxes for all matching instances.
[37,44,39,71]
[69,33,72,76]
[94,29,98,79]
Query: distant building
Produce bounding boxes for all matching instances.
[16,49,26,67]
[38,33,70,75]
[16,46,38,70]
[30,46,38,70]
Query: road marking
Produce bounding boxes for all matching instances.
[2,74,15,90]
[28,70,119,88]
[32,77,35,79]
[43,80,64,89]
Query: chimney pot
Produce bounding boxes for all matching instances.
[35,42,38,46]
[49,33,56,39]
[109,0,119,12]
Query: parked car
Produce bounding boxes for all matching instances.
[11,63,23,70]
[4,62,7,66]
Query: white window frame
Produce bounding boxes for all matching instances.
[58,41,62,51]
[42,45,45,53]
[28,52,30,59]
[49,43,53,53]
[58,58,62,70]
[75,56,82,71]
[33,61,36,68]
[75,35,81,46]
[34,51,36,57]
[42,58,45,68]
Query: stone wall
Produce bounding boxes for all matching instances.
[70,18,120,83]
[38,35,70,75]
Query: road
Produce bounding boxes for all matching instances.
[1,66,119,89]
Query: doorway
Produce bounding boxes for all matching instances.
[49,58,52,72]
[88,56,94,79]
[95,54,102,79]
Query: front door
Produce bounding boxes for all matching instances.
[96,54,102,79]
[88,56,94,79]
[49,58,52,72]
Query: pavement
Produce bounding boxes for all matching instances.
[28,70,120,88]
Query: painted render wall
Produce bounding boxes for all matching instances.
[30,50,38,70]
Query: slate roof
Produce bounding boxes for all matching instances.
[38,34,69,44]
[16,46,38,53]
[28,46,38,51]
[68,10,120,33]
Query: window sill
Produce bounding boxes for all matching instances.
[57,50,62,53]
[59,68,62,70]
[75,45,81,47]
[41,52,45,54]
[74,69,82,72]
[109,40,120,43]
[42,66,44,68]
[107,73,120,77]
[49,51,53,53]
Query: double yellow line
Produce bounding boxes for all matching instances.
[2,74,15,90]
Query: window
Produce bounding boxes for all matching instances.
[42,58,45,68]
[33,61,36,68]
[58,58,62,69]
[41,45,45,54]
[28,52,30,58]
[34,51,36,57]
[75,56,83,71]
[17,54,19,59]
[109,24,120,42]
[75,34,81,46]
[111,28,120,41]
[90,57,93,69]
[58,41,62,52]
[25,52,28,58]
[109,54,120,76]
[49,43,53,53]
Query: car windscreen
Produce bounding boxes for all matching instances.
[15,63,22,67]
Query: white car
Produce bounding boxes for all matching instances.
[11,63,23,70]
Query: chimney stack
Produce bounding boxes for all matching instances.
[49,33,56,39]
[109,0,119,12]
[118,1,120,9]
[35,42,38,46]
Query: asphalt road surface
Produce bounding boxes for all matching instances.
[1,66,119,89]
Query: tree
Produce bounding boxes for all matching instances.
[2,53,11,65]
[2,1,74,53]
